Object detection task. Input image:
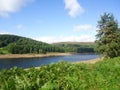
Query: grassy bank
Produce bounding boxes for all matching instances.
[0,57,120,89]
[0,53,71,59]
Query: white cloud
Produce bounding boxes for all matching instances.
[16,24,25,30]
[0,30,12,34]
[0,0,34,17]
[34,35,95,43]
[73,24,95,32]
[64,0,84,17]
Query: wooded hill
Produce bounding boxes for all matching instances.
[0,34,64,54]
[52,42,95,53]
[0,34,95,54]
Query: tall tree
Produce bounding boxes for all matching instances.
[95,13,120,58]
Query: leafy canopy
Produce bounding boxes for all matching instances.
[95,13,120,58]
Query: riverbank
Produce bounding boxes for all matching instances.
[0,53,71,59]
[73,57,103,64]
[25,58,102,70]
[1,57,120,89]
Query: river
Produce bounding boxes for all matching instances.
[0,54,99,70]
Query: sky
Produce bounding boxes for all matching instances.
[0,0,120,43]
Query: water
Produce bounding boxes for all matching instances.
[0,54,99,70]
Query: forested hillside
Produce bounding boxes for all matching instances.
[53,42,95,53]
[0,34,96,54]
[0,34,64,54]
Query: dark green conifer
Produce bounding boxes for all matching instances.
[95,13,120,58]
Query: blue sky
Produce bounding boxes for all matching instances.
[0,0,120,43]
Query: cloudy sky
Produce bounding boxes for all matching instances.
[0,0,119,43]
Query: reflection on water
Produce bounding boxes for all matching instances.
[0,54,99,70]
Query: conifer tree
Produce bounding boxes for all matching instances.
[95,13,120,58]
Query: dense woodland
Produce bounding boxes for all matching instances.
[53,42,95,53]
[0,35,64,54]
[0,35,95,54]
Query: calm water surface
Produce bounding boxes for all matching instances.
[0,54,99,70]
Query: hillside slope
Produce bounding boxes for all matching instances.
[52,42,96,53]
[0,34,64,54]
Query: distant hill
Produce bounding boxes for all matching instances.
[52,42,96,53]
[53,42,95,45]
[0,34,96,54]
[0,34,64,54]
[0,34,49,47]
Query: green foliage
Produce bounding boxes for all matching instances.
[0,35,21,47]
[0,48,9,54]
[95,13,120,58]
[0,57,120,89]
[53,42,96,53]
[0,34,64,54]
[0,35,95,54]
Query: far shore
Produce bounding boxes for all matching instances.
[0,53,71,59]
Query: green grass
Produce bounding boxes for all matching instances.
[0,48,9,54]
[0,57,120,90]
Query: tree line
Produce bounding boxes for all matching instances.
[53,43,95,53]
[0,35,64,54]
[0,35,96,54]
